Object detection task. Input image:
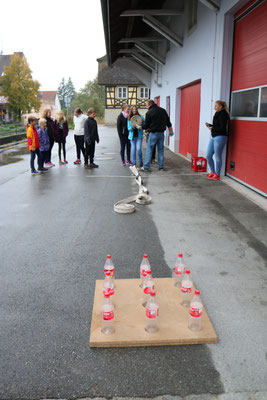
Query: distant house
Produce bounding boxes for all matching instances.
[97,55,150,124]
[23,91,61,122]
[0,52,26,122]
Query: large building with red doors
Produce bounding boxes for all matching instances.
[100,0,267,196]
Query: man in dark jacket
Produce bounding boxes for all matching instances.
[84,108,99,168]
[116,104,132,166]
[142,100,173,171]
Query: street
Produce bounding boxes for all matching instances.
[0,127,267,399]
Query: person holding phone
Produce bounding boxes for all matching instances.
[205,100,229,180]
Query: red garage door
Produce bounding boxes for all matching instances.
[227,0,267,196]
[179,82,201,158]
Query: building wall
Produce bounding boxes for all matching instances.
[149,0,243,168]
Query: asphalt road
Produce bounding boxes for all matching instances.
[0,127,266,399]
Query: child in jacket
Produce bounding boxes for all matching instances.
[26,116,45,174]
[55,110,69,165]
[37,118,50,170]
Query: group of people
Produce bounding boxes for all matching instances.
[26,107,99,174]
[27,97,229,179]
[117,99,173,171]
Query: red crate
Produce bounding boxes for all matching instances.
[191,157,207,172]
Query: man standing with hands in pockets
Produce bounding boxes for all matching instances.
[141,99,173,172]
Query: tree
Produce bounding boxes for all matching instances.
[0,54,41,121]
[69,77,105,117]
[57,78,66,108]
[57,77,76,109]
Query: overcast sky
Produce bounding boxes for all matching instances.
[0,0,106,92]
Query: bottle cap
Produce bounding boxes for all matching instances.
[107,254,111,259]
[150,291,156,296]
[105,271,111,276]
[195,289,200,295]
[104,292,110,298]
[143,254,148,258]
[178,253,183,257]
[186,269,190,274]
[147,270,151,275]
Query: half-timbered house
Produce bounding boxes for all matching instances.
[97,55,150,124]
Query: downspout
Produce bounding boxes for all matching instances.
[210,12,218,120]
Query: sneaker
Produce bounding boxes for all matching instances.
[50,162,55,167]
[139,162,143,168]
[206,173,215,179]
[151,159,156,164]
[74,159,81,164]
[31,170,40,175]
[141,167,151,172]
[158,167,164,171]
[210,174,220,180]
[127,160,133,166]
[84,163,89,168]
[121,161,126,166]
[38,167,48,172]
[59,160,64,165]
[44,162,52,168]
[90,163,99,168]
[64,159,68,164]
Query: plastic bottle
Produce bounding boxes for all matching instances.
[189,290,203,331]
[142,270,155,307]
[174,253,185,287]
[145,291,159,333]
[180,269,193,306]
[104,254,115,278]
[103,270,115,297]
[101,292,114,334]
[140,254,150,288]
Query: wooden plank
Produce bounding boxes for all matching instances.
[89,278,217,348]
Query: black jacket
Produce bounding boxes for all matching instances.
[117,113,129,139]
[143,103,172,133]
[84,117,99,144]
[211,109,229,137]
[45,117,56,140]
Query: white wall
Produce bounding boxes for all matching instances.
[149,0,244,171]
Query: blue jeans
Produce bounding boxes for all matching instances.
[120,136,131,162]
[144,132,165,169]
[131,137,143,166]
[30,149,42,172]
[206,136,227,175]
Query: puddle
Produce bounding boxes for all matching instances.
[0,144,28,166]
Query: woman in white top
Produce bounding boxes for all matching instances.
[73,108,87,164]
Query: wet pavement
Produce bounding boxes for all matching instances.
[0,128,266,399]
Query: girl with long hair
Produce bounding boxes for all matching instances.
[127,106,144,167]
[42,109,56,168]
[55,111,69,164]
[205,100,230,180]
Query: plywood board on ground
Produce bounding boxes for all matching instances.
[89,278,217,348]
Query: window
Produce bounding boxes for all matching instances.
[231,89,259,117]
[140,87,149,99]
[260,87,267,117]
[231,86,267,119]
[117,87,127,99]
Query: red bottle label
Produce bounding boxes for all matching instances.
[190,307,202,318]
[175,267,182,275]
[141,269,147,277]
[181,286,192,294]
[146,308,159,319]
[102,311,114,321]
[144,285,154,295]
[103,288,114,296]
[104,268,114,278]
